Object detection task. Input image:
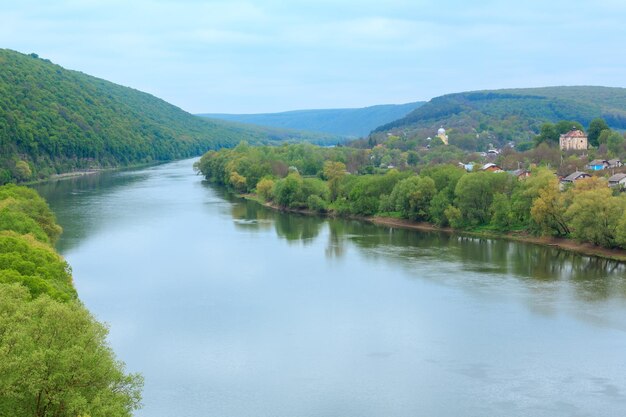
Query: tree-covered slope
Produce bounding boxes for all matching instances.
[373,86,626,146]
[199,101,424,137]
[0,49,335,183]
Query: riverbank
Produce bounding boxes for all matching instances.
[242,194,626,263]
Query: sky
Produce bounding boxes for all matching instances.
[1,0,626,114]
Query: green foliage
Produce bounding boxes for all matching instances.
[588,118,609,147]
[565,180,625,247]
[0,184,62,243]
[200,142,626,250]
[0,49,316,183]
[388,176,436,220]
[0,283,143,417]
[374,87,626,148]
[454,172,514,227]
[255,178,275,201]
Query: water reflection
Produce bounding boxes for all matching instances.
[224,191,626,305]
[32,170,149,252]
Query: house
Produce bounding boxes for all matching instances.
[608,158,623,169]
[608,173,626,189]
[481,163,503,172]
[587,159,609,171]
[458,162,474,172]
[559,129,588,151]
[561,171,591,183]
[509,169,531,179]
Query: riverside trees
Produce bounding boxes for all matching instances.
[196,143,626,250]
[0,185,143,417]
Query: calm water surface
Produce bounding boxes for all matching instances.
[35,159,626,417]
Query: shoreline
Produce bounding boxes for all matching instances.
[241,194,626,263]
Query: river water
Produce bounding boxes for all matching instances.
[34,159,626,417]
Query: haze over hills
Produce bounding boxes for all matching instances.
[371,86,626,147]
[0,48,338,183]
[200,102,424,138]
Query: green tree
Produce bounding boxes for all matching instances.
[587,118,609,147]
[255,178,275,201]
[490,193,513,230]
[323,161,346,201]
[530,182,569,236]
[389,176,436,221]
[0,284,143,417]
[534,123,559,146]
[454,172,512,227]
[565,187,624,247]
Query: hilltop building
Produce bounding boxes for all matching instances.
[437,126,449,145]
[559,129,588,151]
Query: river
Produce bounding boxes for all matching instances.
[34,159,626,417]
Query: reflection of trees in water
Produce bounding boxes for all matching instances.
[226,195,626,305]
[31,171,149,253]
[274,214,324,244]
[229,198,274,232]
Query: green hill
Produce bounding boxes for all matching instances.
[0,49,338,183]
[372,86,626,148]
[199,101,424,138]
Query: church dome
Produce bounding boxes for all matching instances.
[438,126,446,135]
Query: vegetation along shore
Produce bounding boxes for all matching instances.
[194,135,626,262]
[0,184,143,416]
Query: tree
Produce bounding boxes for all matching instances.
[555,120,584,135]
[14,161,32,181]
[255,178,275,201]
[490,193,513,230]
[587,118,609,147]
[389,175,436,221]
[454,172,512,227]
[530,182,569,236]
[565,187,625,247]
[0,284,143,417]
[534,123,559,146]
[323,161,346,201]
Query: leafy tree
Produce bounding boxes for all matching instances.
[587,118,609,147]
[454,172,512,227]
[530,182,569,236]
[389,176,436,220]
[255,178,275,201]
[0,283,143,417]
[555,120,584,135]
[565,186,625,247]
[490,193,513,230]
[274,172,304,208]
[534,123,559,146]
[323,161,346,201]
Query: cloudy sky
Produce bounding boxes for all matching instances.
[2,0,625,113]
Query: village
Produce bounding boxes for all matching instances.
[453,127,626,190]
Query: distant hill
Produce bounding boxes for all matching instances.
[372,86,626,147]
[0,49,337,183]
[200,102,425,137]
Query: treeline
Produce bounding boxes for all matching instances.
[372,86,626,148]
[0,185,142,416]
[196,143,626,250]
[0,49,330,184]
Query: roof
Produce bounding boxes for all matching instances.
[563,171,590,182]
[609,158,621,164]
[608,173,626,182]
[482,163,499,170]
[560,129,587,139]
[588,159,608,165]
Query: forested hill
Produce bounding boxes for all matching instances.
[0,49,335,183]
[372,86,626,146]
[199,101,424,137]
